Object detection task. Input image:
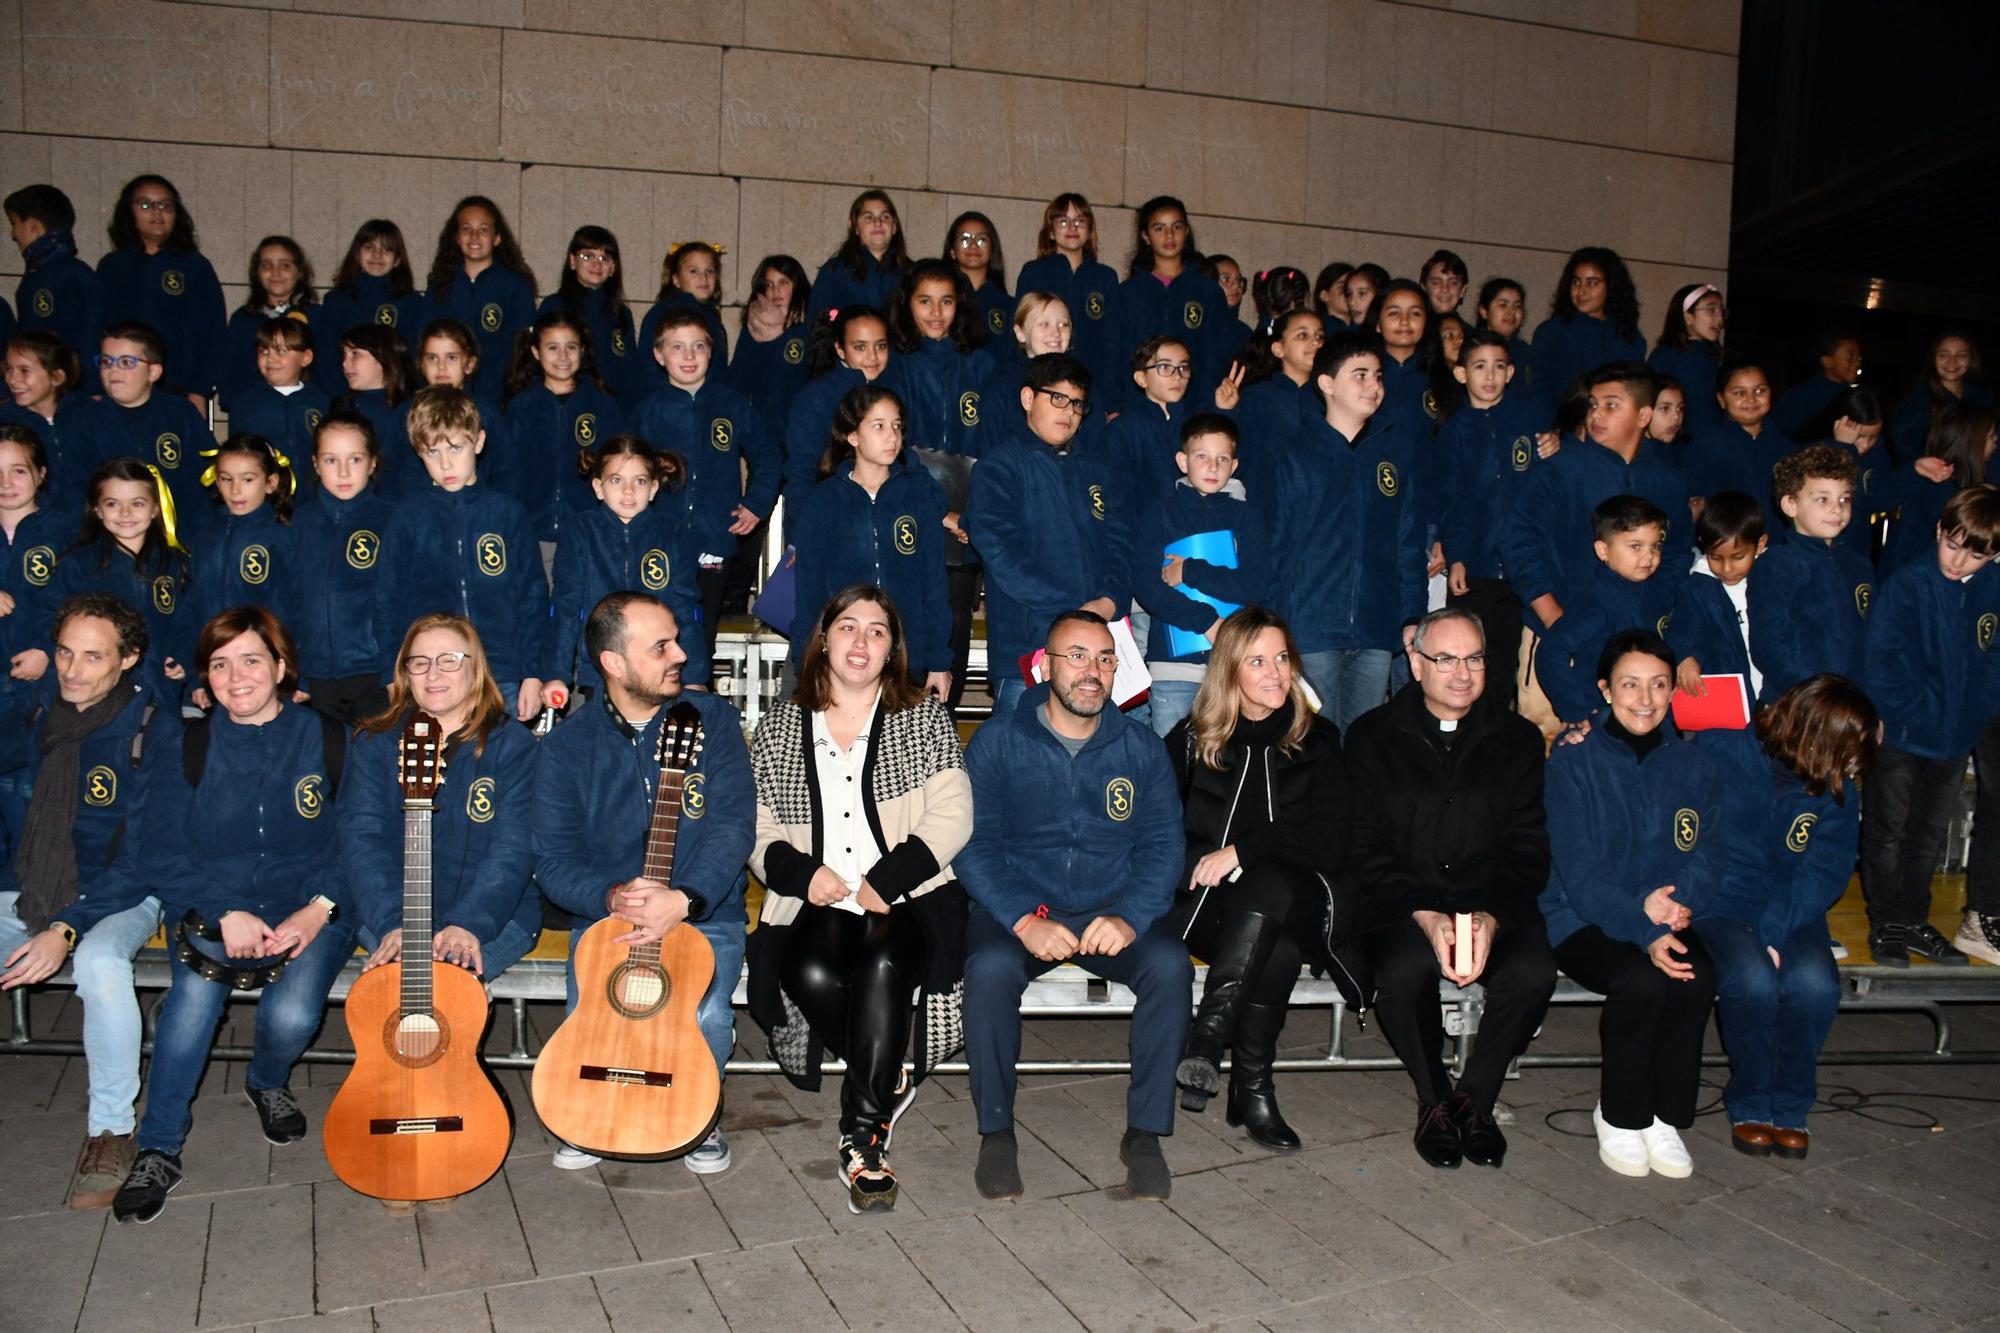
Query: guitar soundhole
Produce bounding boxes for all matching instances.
[606,962,671,1019]
[385,1010,450,1068]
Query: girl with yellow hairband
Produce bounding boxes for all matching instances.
[37,457,192,706]
[640,240,730,370]
[187,434,297,710]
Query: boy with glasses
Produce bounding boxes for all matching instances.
[64,321,216,540]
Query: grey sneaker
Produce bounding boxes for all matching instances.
[245,1085,307,1144]
[111,1149,182,1224]
[69,1131,137,1210]
[683,1127,731,1175]
[1954,912,2000,966]
[551,1143,602,1170]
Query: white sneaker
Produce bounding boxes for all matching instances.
[551,1143,602,1171]
[1593,1103,1650,1177]
[684,1127,731,1175]
[1955,912,2000,966]
[1829,939,1850,961]
[1641,1118,1694,1178]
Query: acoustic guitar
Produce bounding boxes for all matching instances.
[324,714,513,1201]
[531,701,721,1159]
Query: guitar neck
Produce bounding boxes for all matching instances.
[632,770,683,966]
[401,803,435,1014]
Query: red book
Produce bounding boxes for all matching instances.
[1671,673,1752,731]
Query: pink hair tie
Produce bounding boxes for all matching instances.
[1681,284,1720,313]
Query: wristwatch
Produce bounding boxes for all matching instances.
[54,921,78,952]
[678,889,709,922]
[310,894,339,923]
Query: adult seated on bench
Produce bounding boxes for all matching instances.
[1,593,178,1211]
[958,611,1190,1201]
[1346,607,1556,1171]
[1165,607,1345,1153]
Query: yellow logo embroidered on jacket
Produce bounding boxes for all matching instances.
[23,545,54,586]
[1183,301,1203,330]
[1785,812,1817,853]
[1510,437,1532,472]
[162,270,185,297]
[683,772,706,819]
[1106,777,1135,821]
[476,533,507,576]
[151,576,176,614]
[240,544,270,586]
[1855,583,1872,616]
[1088,484,1106,520]
[85,766,117,807]
[480,302,502,333]
[611,330,628,357]
[1376,461,1399,497]
[1673,808,1700,852]
[1980,613,1997,653]
[466,777,496,823]
[346,530,379,570]
[711,418,733,451]
[295,775,325,819]
[641,549,670,590]
[33,289,53,317]
[988,309,1006,335]
[575,413,598,447]
[1086,292,1106,320]
[784,337,805,364]
[959,391,980,427]
[374,303,397,326]
[156,433,182,468]
[894,515,918,555]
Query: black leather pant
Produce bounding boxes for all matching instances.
[1182,864,1310,1005]
[779,904,927,1135]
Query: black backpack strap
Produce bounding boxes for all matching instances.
[319,709,347,798]
[129,704,157,768]
[181,715,212,788]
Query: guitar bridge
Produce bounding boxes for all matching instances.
[369,1117,464,1135]
[581,1065,672,1087]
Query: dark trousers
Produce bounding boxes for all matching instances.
[962,905,1191,1136]
[1367,914,1557,1111]
[1180,863,1311,1004]
[698,564,730,658]
[1552,924,1715,1131]
[1862,744,1966,929]
[1695,917,1840,1130]
[946,567,980,712]
[1967,718,2000,915]
[778,904,927,1136]
[1447,578,1522,712]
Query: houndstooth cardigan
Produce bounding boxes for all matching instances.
[746,696,973,1091]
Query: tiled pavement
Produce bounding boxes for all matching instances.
[5,996,2000,1332]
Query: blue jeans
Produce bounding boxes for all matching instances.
[0,890,162,1134]
[352,915,539,985]
[1148,678,1201,738]
[994,676,1028,716]
[567,915,745,1076]
[1299,648,1391,733]
[138,915,360,1156]
[1695,917,1841,1129]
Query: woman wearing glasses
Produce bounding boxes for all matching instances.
[1016,195,1123,412]
[943,212,1016,362]
[747,584,971,1214]
[340,613,542,990]
[1164,608,1346,1151]
[86,175,228,409]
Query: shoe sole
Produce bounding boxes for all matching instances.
[1597,1147,1650,1178]
[1771,1143,1809,1161]
[1731,1137,1773,1157]
[683,1152,732,1175]
[551,1153,602,1171]
[1416,1151,1462,1170]
[114,1176,181,1225]
[1178,1087,1213,1112]
[1953,934,2000,966]
[1647,1154,1694,1179]
[846,1188,899,1214]
[1175,1057,1221,1097]
[1464,1153,1504,1169]
[68,1187,119,1211]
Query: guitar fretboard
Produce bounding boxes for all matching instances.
[401,804,435,1014]
[631,770,685,966]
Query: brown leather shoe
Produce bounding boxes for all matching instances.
[1771,1127,1809,1159]
[68,1131,137,1210]
[1730,1122,1775,1156]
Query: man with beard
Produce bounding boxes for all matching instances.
[532,591,754,1174]
[956,611,1188,1200]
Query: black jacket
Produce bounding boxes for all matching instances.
[1343,683,1550,934]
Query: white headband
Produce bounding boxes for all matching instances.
[1682,284,1720,313]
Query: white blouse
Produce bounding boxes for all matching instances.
[810,695,885,915]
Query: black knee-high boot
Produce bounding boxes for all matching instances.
[1177,911,1281,1111]
[1227,1001,1302,1151]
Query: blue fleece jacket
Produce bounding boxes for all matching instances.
[1539,724,1725,948]
[1746,527,1873,705]
[1114,268,1234,413]
[1524,313,1646,423]
[807,252,903,326]
[1497,437,1689,629]
[17,246,95,364]
[1376,350,1441,446]
[880,337,994,457]
[1890,384,1992,465]
[1014,255,1123,407]
[1232,375,1318,501]
[1682,421,1792,529]
[782,367,867,504]
[550,502,708,689]
[339,718,542,945]
[725,324,812,445]
[425,265,536,402]
[972,278,1016,349]
[337,389,421,502]
[955,683,1181,932]
[88,248,227,397]
[628,378,781,558]
[1134,480,1273,666]
[541,289,653,405]
[788,462,951,674]
[1702,728,1861,949]
[1269,415,1426,654]
[0,507,71,764]
[189,503,295,632]
[1102,396,1201,512]
[1438,393,1544,579]
[13,683,176,931]
[314,278,425,394]
[62,702,342,932]
[1878,465,1962,575]
[290,486,395,680]
[501,380,624,541]
[1670,563,1754,687]
[48,539,189,705]
[224,382,331,500]
[374,482,550,685]
[217,305,316,410]
[532,689,753,925]
[62,393,218,544]
[964,421,1134,673]
[1784,434,1886,562]
[639,289,730,372]
[1866,559,2000,760]
[1769,375,1844,440]
[1647,341,1724,436]
[1539,563,1682,724]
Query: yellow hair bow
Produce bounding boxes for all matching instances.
[201,443,298,496]
[667,239,728,257]
[144,464,187,554]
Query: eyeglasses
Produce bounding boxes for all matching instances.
[574,249,614,265]
[954,233,991,250]
[1034,387,1092,417]
[95,354,154,370]
[1051,647,1118,670]
[1414,650,1487,672]
[133,198,175,213]
[1144,361,1192,378]
[1052,216,1090,232]
[404,652,469,675]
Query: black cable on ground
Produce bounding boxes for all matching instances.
[1539,1078,2000,1137]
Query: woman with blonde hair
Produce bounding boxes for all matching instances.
[1163,607,1346,1150]
[341,612,543,984]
